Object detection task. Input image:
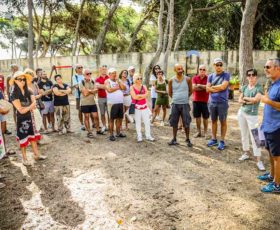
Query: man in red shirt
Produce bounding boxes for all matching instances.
[192,65,209,138]
[95,65,109,132]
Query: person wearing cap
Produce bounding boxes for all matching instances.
[127,66,135,85]
[53,74,72,135]
[237,68,265,171]
[206,58,230,151]
[105,68,126,141]
[72,64,85,131]
[95,65,109,132]
[258,58,280,193]
[10,71,46,166]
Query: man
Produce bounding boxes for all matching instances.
[105,68,126,141]
[72,64,85,130]
[258,58,280,193]
[206,58,230,151]
[95,65,109,132]
[192,64,209,138]
[168,64,193,147]
[35,68,43,82]
[38,71,55,133]
[80,69,104,138]
[127,66,135,85]
[53,74,72,135]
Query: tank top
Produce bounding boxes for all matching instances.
[172,76,189,104]
[107,79,124,104]
[131,85,147,110]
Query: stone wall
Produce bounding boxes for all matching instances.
[0,50,279,85]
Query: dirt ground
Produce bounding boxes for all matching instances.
[1,93,280,230]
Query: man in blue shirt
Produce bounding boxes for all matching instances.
[206,58,230,150]
[72,64,85,130]
[258,58,280,193]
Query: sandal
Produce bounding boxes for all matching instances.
[87,132,94,138]
[34,155,47,161]
[6,150,16,156]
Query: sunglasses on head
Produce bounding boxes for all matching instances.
[199,69,206,71]
[86,72,92,75]
[264,65,271,69]
[15,78,26,82]
[215,64,223,67]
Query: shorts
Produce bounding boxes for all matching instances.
[108,103,124,119]
[81,104,98,113]
[152,98,156,109]
[264,128,280,157]
[76,98,80,110]
[193,101,209,119]
[123,95,132,107]
[41,101,54,115]
[208,102,228,121]
[98,97,107,116]
[170,104,191,128]
[0,114,6,122]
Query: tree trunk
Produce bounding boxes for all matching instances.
[162,0,174,74]
[239,0,260,85]
[93,0,121,54]
[128,17,148,52]
[27,0,34,69]
[72,0,86,64]
[162,11,170,53]
[143,0,164,87]
[173,5,193,52]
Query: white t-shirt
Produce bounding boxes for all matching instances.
[150,74,157,99]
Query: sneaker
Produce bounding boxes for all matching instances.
[261,182,280,193]
[125,113,134,123]
[22,159,31,166]
[109,135,116,141]
[160,121,164,126]
[217,141,225,151]
[96,130,105,135]
[239,153,250,161]
[0,182,5,189]
[4,130,12,135]
[116,133,126,138]
[155,116,161,121]
[35,155,47,161]
[66,129,74,133]
[58,131,63,135]
[257,172,273,182]
[81,125,86,131]
[101,126,106,133]
[257,161,266,171]
[168,139,178,146]
[186,139,193,147]
[137,137,143,143]
[146,137,155,142]
[207,139,218,147]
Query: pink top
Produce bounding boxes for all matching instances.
[131,86,147,110]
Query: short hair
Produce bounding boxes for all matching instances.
[246,68,257,76]
[83,68,91,75]
[10,64,19,70]
[133,73,142,82]
[35,68,42,74]
[269,58,280,67]
[54,74,62,80]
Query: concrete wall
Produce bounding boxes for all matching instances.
[0,50,279,85]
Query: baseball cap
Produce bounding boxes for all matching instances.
[128,66,135,71]
[213,58,223,64]
[108,68,117,74]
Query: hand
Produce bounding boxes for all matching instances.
[0,109,9,115]
[114,85,120,90]
[261,95,269,104]
[239,98,246,104]
[30,103,36,110]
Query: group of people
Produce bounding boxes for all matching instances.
[0,57,279,194]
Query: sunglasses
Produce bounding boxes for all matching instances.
[136,78,142,80]
[86,73,92,75]
[247,74,256,77]
[77,66,83,69]
[199,69,206,71]
[264,65,271,69]
[15,78,26,82]
[215,64,223,67]
[102,65,107,68]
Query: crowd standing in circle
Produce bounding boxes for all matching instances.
[0,57,279,194]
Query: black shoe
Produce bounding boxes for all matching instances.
[109,135,116,141]
[116,133,126,138]
[5,130,12,135]
[96,130,105,135]
[186,139,193,147]
[168,139,178,146]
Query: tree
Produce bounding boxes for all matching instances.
[27,0,34,69]
[239,0,260,84]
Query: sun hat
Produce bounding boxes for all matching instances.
[9,71,33,86]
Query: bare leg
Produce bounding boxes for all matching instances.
[270,153,274,178]
[152,105,160,123]
[211,120,218,140]
[30,141,39,159]
[79,110,83,125]
[220,120,227,141]
[162,106,167,122]
[1,121,7,152]
[116,118,122,135]
[50,112,56,131]
[101,114,106,128]
[203,118,208,135]
[274,156,280,185]
[195,117,202,134]
[42,114,48,130]
[109,119,114,136]
[21,147,27,161]
[92,112,100,132]
[84,113,90,132]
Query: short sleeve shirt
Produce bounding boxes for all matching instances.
[192,75,209,103]
[207,72,230,103]
[241,84,263,116]
[79,80,96,106]
[38,80,53,102]
[95,75,109,98]
[72,74,84,99]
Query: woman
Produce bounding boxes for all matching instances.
[130,73,154,142]
[10,71,46,166]
[237,68,265,171]
[151,70,169,125]
[150,65,161,116]
[119,70,133,130]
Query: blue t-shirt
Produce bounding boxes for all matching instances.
[207,72,230,103]
[72,74,84,99]
[261,79,280,133]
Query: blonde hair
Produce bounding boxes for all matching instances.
[133,73,142,82]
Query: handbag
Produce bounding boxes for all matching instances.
[251,127,265,148]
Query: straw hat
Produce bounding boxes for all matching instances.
[9,71,33,86]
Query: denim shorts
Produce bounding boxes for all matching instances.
[41,101,54,115]
[170,104,191,128]
[264,128,280,157]
[208,102,229,121]
[0,114,6,122]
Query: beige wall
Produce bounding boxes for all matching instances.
[0,50,278,85]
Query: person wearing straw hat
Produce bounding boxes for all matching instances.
[10,71,46,166]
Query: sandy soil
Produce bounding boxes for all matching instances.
[1,94,280,230]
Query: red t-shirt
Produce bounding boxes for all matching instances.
[95,75,109,98]
[0,75,4,93]
[192,75,209,103]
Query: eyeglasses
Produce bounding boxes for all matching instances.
[15,78,26,82]
[136,78,142,80]
[247,74,256,77]
[86,73,92,75]
[215,64,223,67]
[264,65,271,69]
[199,69,206,71]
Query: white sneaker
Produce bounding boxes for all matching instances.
[239,153,250,161]
[146,137,155,142]
[257,161,266,171]
[101,126,106,133]
[125,113,134,123]
[160,121,164,126]
[22,159,31,166]
[155,116,161,121]
[137,137,143,143]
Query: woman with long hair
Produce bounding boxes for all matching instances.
[10,71,46,166]
[151,65,161,119]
